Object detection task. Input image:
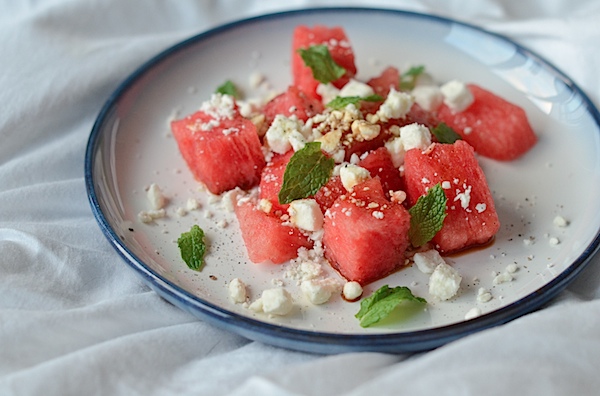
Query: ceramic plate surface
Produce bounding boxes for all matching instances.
[85,8,600,353]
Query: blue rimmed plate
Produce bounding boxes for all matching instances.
[85,7,600,353]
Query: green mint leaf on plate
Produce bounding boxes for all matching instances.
[408,183,447,247]
[399,65,425,91]
[278,142,335,204]
[356,285,427,328]
[431,122,462,144]
[215,80,240,98]
[297,44,346,84]
[177,225,207,271]
[326,94,384,110]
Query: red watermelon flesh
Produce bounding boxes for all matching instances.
[258,150,294,215]
[358,147,405,195]
[436,84,537,160]
[235,199,313,264]
[171,108,265,195]
[361,66,400,115]
[404,140,500,253]
[262,85,324,126]
[322,177,411,285]
[292,25,357,99]
[314,175,345,212]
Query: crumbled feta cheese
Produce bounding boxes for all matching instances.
[506,263,518,273]
[199,93,236,121]
[339,164,371,191]
[464,307,482,320]
[228,278,247,303]
[316,83,340,104]
[186,198,200,211]
[339,78,375,98]
[549,237,560,246]
[411,85,443,112]
[440,80,474,113]
[376,88,414,122]
[147,183,166,210]
[249,288,293,316]
[413,249,446,274]
[475,203,487,213]
[429,262,462,300]
[553,215,569,227]
[301,278,340,305]
[288,199,324,232]
[493,271,514,285]
[399,123,432,151]
[342,281,363,300]
[138,209,166,223]
[317,130,342,154]
[265,114,306,154]
[258,198,273,214]
[384,137,406,168]
[454,185,472,210]
[477,287,492,303]
[441,181,452,189]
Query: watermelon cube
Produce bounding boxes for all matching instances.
[403,140,500,253]
[171,102,265,195]
[262,85,324,126]
[436,84,537,160]
[322,177,411,285]
[358,147,405,195]
[360,66,400,115]
[258,150,294,215]
[235,199,313,264]
[313,175,345,212]
[292,25,357,99]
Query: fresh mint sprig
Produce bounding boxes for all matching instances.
[215,80,240,98]
[408,183,447,247]
[431,122,462,144]
[297,45,346,84]
[177,225,207,271]
[356,285,427,328]
[326,94,384,110]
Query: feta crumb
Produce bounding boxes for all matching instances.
[265,114,306,154]
[301,278,340,305]
[342,281,363,300]
[258,198,273,214]
[228,278,247,303]
[413,249,446,274]
[553,215,569,228]
[493,271,514,285]
[441,181,451,189]
[429,262,462,300]
[376,88,414,122]
[339,78,375,98]
[399,123,432,151]
[411,85,443,112]
[477,287,492,303]
[384,137,406,168]
[186,198,200,211]
[549,237,560,246]
[506,263,518,273]
[475,203,487,213]
[317,130,342,154]
[138,209,166,223]
[199,93,236,121]
[440,80,474,112]
[464,307,482,320]
[288,199,324,231]
[316,83,340,105]
[249,288,293,316]
[339,164,370,191]
[147,183,166,210]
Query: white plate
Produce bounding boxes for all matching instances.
[85,8,600,353]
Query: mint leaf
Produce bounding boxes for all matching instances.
[278,142,335,204]
[177,225,207,271]
[215,80,240,98]
[326,94,384,110]
[431,122,462,144]
[408,183,447,247]
[399,65,425,91]
[356,285,427,328]
[297,45,346,84]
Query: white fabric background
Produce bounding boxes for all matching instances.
[2,0,600,395]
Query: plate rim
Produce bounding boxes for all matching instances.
[84,6,600,354]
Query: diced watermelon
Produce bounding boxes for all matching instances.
[292,25,357,99]
[314,175,345,211]
[403,140,500,253]
[258,150,294,215]
[235,199,313,264]
[322,177,411,285]
[262,85,324,126]
[361,66,400,115]
[171,108,265,195]
[358,147,405,195]
[343,128,393,162]
[436,84,537,160]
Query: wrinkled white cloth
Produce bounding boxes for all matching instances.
[2,0,600,395]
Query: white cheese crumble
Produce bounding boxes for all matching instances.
[440,80,474,113]
[384,137,406,168]
[429,262,462,300]
[301,278,340,305]
[288,198,324,232]
[199,93,236,121]
[553,215,569,227]
[249,288,293,316]
[464,307,482,320]
[265,114,306,154]
[316,83,340,104]
[138,209,166,223]
[411,85,443,112]
[376,88,414,122]
[228,278,247,303]
[342,281,363,300]
[454,185,472,210]
[477,287,492,303]
[493,271,514,285]
[339,164,370,191]
[339,78,375,98]
[413,249,446,274]
[399,123,432,151]
[147,183,166,210]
